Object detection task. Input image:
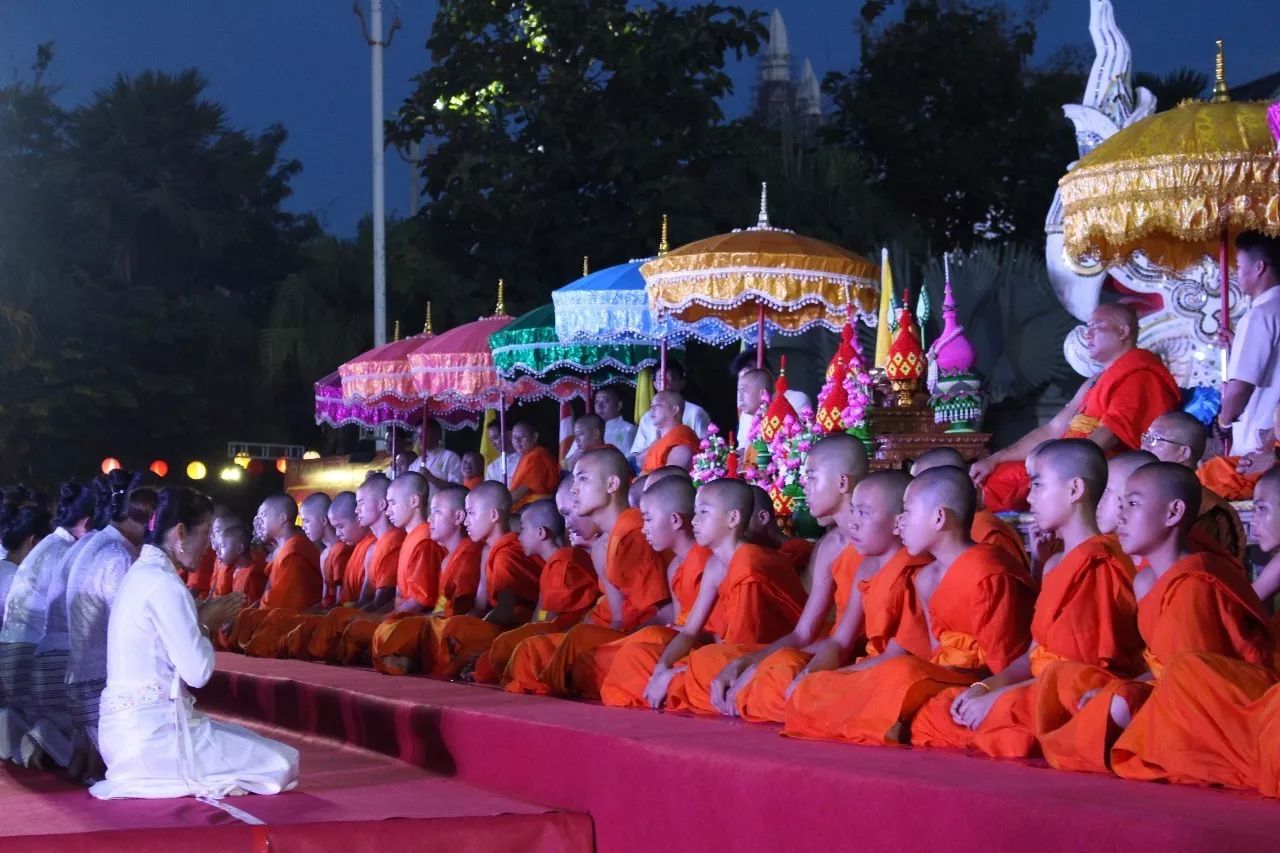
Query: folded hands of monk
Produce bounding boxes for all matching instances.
[644,665,687,709]
[950,686,999,731]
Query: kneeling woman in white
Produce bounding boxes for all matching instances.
[90,487,298,800]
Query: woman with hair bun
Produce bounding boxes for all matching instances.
[0,505,53,633]
[0,481,95,765]
[64,474,156,782]
[90,487,299,799]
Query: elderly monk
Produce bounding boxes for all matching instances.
[784,467,1034,745]
[371,486,483,675]
[970,304,1179,512]
[1034,462,1272,775]
[911,447,1029,573]
[910,440,1143,757]
[299,493,349,608]
[509,421,561,512]
[1140,411,1248,567]
[227,495,322,655]
[601,479,806,709]
[422,482,541,678]
[640,391,700,474]
[336,473,446,664]
[679,434,869,720]
[471,488,596,684]
[503,448,669,695]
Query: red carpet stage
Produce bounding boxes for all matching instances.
[0,712,591,852]
[186,653,1280,853]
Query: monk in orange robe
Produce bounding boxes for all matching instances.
[640,390,700,474]
[338,472,446,664]
[371,486,483,675]
[910,440,1144,757]
[297,492,349,609]
[599,478,809,709]
[1036,462,1272,775]
[461,452,485,491]
[508,421,562,512]
[1096,464,1277,788]
[744,484,813,574]
[226,495,323,654]
[305,475,404,662]
[504,447,670,695]
[221,524,266,603]
[679,434,869,720]
[970,304,1179,512]
[911,447,1030,574]
[186,545,216,600]
[472,485,597,684]
[784,466,1034,745]
[1198,400,1280,501]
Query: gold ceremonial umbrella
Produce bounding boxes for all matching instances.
[641,184,878,365]
[1059,42,1280,332]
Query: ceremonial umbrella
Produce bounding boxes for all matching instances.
[1059,42,1280,337]
[315,370,418,429]
[339,306,435,410]
[641,184,879,367]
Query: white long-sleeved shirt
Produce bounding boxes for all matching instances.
[0,527,76,645]
[65,524,139,684]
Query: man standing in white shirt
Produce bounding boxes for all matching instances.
[630,362,710,464]
[484,421,519,484]
[408,419,463,501]
[1218,232,1280,455]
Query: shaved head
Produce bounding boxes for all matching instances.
[576,413,604,434]
[654,389,685,410]
[389,471,429,502]
[301,493,331,515]
[910,466,976,528]
[911,447,966,475]
[580,446,631,483]
[749,484,775,521]
[1149,411,1208,463]
[1130,462,1202,528]
[262,493,297,520]
[470,480,513,517]
[860,470,912,513]
[1035,439,1108,503]
[1258,467,1280,501]
[645,466,692,489]
[329,491,357,521]
[222,524,250,550]
[640,475,695,517]
[521,498,564,539]
[358,473,390,502]
[1109,450,1158,485]
[434,485,468,514]
[700,478,754,523]
[741,368,771,390]
[1095,302,1139,344]
[809,433,869,476]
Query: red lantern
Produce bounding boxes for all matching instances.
[275,457,288,474]
[149,460,169,478]
[247,459,265,477]
[101,457,121,474]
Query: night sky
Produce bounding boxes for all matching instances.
[1,0,1274,235]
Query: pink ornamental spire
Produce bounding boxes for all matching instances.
[933,255,975,375]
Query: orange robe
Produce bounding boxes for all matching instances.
[473,546,596,684]
[502,508,670,695]
[228,535,322,655]
[320,540,352,608]
[421,533,541,678]
[186,548,216,598]
[910,535,1142,756]
[1038,551,1272,775]
[229,557,268,604]
[509,446,561,512]
[1198,451,1273,501]
[463,475,483,490]
[783,543,1033,745]
[369,538,483,675]
[279,535,376,659]
[337,524,445,665]
[640,425,701,474]
[306,529,404,662]
[981,348,1180,511]
[600,544,808,709]
[972,510,1030,576]
[1104,556,1275,788]
[1191,498,1248,569]
[210,558,233,598]
[674,543,862,720]
[778,538,814,575]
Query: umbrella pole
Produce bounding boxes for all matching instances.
[756,303,765,369]
[585,373,592,409]
[1220,225,1233,340]
[499,389,508,487]
[659,339,668,389]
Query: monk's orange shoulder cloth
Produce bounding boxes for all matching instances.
[971,510,1030,575]
[928,543,1035,673]
[259,534,322,611]
[538,546,598,627]
[859,547,933,658]
[484,531,542,616]
[1064,347,1179,450]
[510,447,561,511]
[322,541,352,605]
[397,524,447,607]
[340,535,377,604]
[640,425,700,474]
[828,545,863,629]
[669,545,714,626]
[369,528,406,591]
[438,537,484,616]
[605,507,671,629]
[703,543,807,645]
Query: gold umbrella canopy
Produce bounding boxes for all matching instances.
[642,184,879,337]
[1059,45,1280,275]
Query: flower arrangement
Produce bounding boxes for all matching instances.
[841,337,873,432]
[691,423,730,486]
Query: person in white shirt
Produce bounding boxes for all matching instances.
[91,487,298,800]
[0,505,50,637]
[592,387,638,454]
[484,421,520,485]
[408,419,464,501]
[630,362,710,463]
[1219,232,1280,455]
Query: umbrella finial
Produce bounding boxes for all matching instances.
[393,320,401,342]
[582,256,589,277]
[1212,39,1230,102]
[659,214,670,256]
[496,279,505,315]
[756,182,770,228]
[424,302,433,335]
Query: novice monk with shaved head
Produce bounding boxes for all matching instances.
[784,467,1034,745]
[681,434,867,719]
[600,479,807,709]
[337,473,447,664]
[509,422,561,512]
[640,391,700,474]
[746,485,813,575]
[1097,451,1157,540]
[371,486,483,675]
[230,495,323,656]
[504,447,670,695]
[471,488,596,684]
[911,447,1028,573]
[299,493,348,608]
[909,440,1144,758]
[423,481,541,678]
[1035,462,1271,775]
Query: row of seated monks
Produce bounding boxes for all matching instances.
[205,421,1280,798]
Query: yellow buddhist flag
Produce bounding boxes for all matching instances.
[479,408,498,465]
[634,367,654,424]
[874,247,894,368]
